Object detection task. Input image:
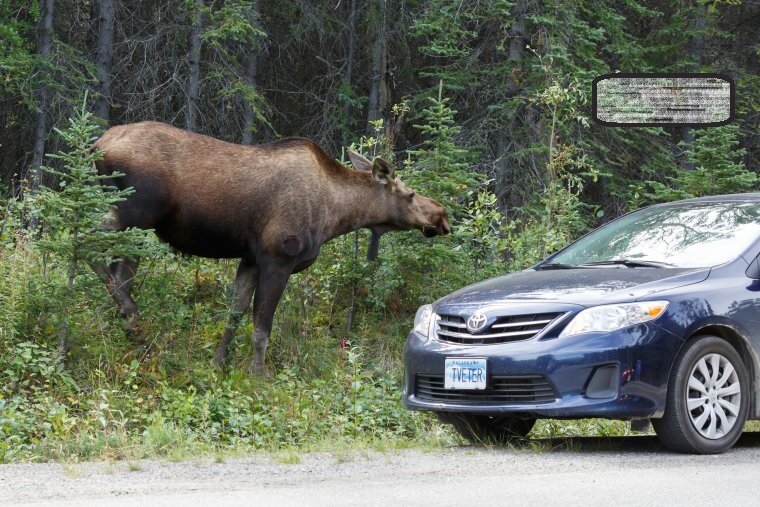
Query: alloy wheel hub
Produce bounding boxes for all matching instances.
[687,353,741,440]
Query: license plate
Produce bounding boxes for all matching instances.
[444,357,487,390]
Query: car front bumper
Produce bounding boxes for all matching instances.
[403,322,684,420]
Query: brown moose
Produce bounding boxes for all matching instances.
[92,122,450,375]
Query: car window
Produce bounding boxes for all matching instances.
[550,202,760,268]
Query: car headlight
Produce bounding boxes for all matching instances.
[413,304,438,340]
[559,301,669,338]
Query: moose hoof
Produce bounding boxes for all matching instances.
[247,363,271,378]
[117,306,139,332]
[121,315,139,335]
[210,355,226,372]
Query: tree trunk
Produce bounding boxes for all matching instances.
[242,0,261,145]
[508,1,526,61]
[56,256,77,363]
[681,0,707,170]
[343,0,358,145]
[344,0,360,332]
[495,0,526,209]
[186,0,203,132]
[366,0,387,133]
[95,0,115,122]
[31,0,55,194]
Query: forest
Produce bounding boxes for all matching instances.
[0,0,759,461]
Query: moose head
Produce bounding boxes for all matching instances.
[347,149,451,260]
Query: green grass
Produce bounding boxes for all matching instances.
[273,448,301,464]
[531,419,632,440]
[61,463,83,478]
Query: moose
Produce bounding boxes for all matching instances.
[92,122,450,375]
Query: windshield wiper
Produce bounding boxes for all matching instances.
[534,262,578,270]
[579,258,675,268]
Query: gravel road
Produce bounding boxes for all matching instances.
[5,433,760,506]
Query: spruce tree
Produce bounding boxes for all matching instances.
[33,99,149,361]
[409,81,480,219]
[649,126,756,202]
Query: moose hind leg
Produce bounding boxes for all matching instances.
[248,263,291,377]
[114,257,140,295]
[112,257,140,326]
[89,213,140,331]
[89,259,139,332]
[212,260,258,370]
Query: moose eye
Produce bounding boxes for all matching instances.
[408,191,416,200]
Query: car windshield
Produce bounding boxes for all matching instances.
[548,201,760,269]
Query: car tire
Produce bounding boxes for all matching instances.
[437,413,536,443]
[652,335,749,454]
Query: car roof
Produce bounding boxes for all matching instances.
[652,193,760,206]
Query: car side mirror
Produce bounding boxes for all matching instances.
[746,255,760,279]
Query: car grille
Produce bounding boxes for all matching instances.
[436,312,563,344]
[414,374,557,404]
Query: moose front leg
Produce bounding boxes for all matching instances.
[212,259,258,370]
[248,264,291,377]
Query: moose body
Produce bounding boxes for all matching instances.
[93,121,449,375]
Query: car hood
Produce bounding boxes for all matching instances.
[434,267,710,311]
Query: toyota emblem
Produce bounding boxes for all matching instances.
[467,313,488,333]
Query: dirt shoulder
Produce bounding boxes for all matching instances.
[4,435,760,506]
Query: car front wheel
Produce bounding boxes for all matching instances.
[437,413,536,443]
[653,336,749,454]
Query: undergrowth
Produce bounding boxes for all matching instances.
[0,236,462,463]
[0,238,638,464]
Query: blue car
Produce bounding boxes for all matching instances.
[403,194,760,454]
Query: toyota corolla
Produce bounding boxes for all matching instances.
[403,194,760,454]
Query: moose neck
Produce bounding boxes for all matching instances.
[325,172,397,242]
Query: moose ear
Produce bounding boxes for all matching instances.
[372,158,395,185]
[347,149,372,171]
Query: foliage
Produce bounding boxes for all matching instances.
[410,81,481,219]
[203,0,266,48]
[203,0,272,137]
[648,126,756,202]
[33,101,148,266]
[0,265,444,462]
[458,189,508,270]
[0,0,38,107]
